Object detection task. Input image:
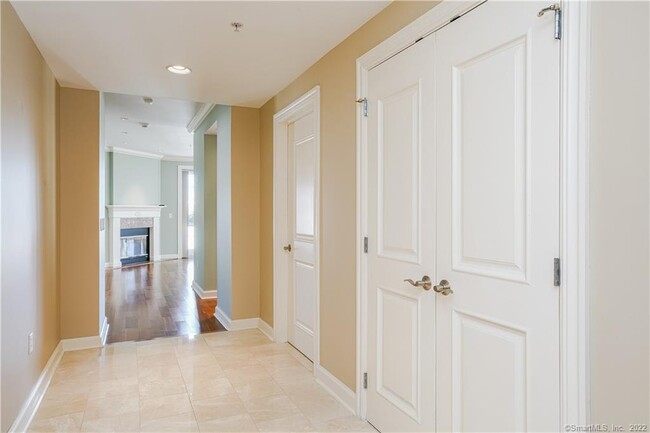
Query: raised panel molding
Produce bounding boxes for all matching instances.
[452,309,528,432]
[376,286,420,421]
[294,134,316,238]
[377,84,421,264]
[452,34,530,283]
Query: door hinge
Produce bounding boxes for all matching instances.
[553,258,561,286]
[356,98,368,117]
[363,236,368,254]
[363,372,368,389]
[538,3,562,40]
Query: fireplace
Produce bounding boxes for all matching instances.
[120,227,150,265]
[106,205,164,268]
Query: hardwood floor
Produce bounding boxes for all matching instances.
[105,258,225,343]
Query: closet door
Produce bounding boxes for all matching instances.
[435,2,561,431]
[365,34,437,432]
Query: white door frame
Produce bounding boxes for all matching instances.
[273,86,321,368]
[177,164,194,259]
[355,0,591,427]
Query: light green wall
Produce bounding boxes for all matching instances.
[193,105,232,316]
[112,153,161,205]
[160,160,193,256]
[105,151,113,205]
[204,138,217,292]
[215,116,232,317]
[194,131,206,288]
[104,152,112,260]
[106,152,191,257]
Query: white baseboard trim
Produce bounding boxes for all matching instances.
[215,306,231,329]
[315,365,356,415]
[10,328,110,431]
[61,335,104,352]
[100,317,110,345]
[258,319,275,341]
[214,307,261,332]
[214,309,275,341]
[8,342,64,433]
[229,317,260,331]
[160,254,179,260]
[192,280,217,299]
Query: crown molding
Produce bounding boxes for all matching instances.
[106,146,164,160]
[186,103,216,133]
[162,155,194,163]
[106,147,193,162]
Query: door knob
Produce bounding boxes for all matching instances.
[404,275,432,291]
[433,279,453,296]
[283,244,292,252]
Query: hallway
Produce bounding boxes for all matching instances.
[106,259,225,343]
[27,330,372,432]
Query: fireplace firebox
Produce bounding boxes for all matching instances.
[120,227,150,266]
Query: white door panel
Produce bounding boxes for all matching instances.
[366,34,436,433]
[294,136,316,237]
[378,83,421,263]
[364,2,560,432]
[435,2,560,432]
[287,114,318,361]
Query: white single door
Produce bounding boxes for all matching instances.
[435,2,561,431]
[366,34,436,432]
[287,112,318,360]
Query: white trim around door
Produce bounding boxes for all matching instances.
[177,164,194,260]
[272,85,321,368]
[355,0,590,427]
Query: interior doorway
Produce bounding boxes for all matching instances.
[273,86,321,363]
[101,93,226,344]
[178,165,195,259]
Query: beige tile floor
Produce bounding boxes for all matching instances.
[28,329,376,433]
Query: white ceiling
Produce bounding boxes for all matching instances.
[104,93,199,158]
[12,1,390,108]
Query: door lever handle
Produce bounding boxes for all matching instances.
[433,279,453,296]
[404,275,432,291]
[404,276,453,295]
[283,244,292,252]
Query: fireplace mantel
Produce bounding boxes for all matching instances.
[106,205,166,268]
[106,205,165,218]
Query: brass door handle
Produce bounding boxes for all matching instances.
[283,244,292,252]
[404,276,453,295]
[433,279,453,296]
[404,275,432,291]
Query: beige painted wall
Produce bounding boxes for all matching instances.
[259,1,438,389]
[0,3,59,430]
[589,2,649,424]
[58,87,101,339]
[231,107,261,320]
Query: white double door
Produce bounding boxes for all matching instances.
[366,2,561,431]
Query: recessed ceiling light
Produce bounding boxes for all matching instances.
[120,117,128,121]
[166,65,192,75]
